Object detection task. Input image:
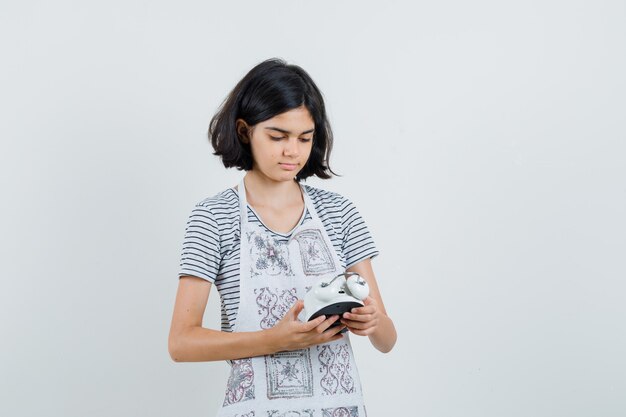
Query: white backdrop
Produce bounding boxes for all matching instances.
[1,1,625,416]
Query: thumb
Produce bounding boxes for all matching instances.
[289,299,304,319]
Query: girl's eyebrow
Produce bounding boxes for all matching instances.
[264,127,315,134]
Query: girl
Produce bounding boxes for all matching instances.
[169,58,397,417]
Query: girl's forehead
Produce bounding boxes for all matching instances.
[261,107,315,131]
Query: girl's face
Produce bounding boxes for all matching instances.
[238,105,315,183]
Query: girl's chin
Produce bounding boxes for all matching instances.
[250,169,300,182]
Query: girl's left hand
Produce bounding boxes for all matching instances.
[340,296,380,336]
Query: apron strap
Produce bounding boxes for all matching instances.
[299,182,321,223]
[237,178,249,227]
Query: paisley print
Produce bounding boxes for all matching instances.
[247,230,293,277]
[292,229,336,275]
[322,407,359,417]
[267,410,314,417]
[265,349,314,399]
[254,287,298,329]
[317,343,355,395]
[223,358,255,406]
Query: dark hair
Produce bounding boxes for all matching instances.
[208,58,337,181]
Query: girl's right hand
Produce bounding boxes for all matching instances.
[267,300,346,352]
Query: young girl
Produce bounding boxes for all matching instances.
[169,58,397,417]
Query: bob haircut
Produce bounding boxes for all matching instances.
[208,58,337,181]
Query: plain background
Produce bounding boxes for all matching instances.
[1,1,625,416]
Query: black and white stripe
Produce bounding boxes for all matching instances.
[178,184,379,332]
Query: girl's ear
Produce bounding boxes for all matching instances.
[236,119,251,144]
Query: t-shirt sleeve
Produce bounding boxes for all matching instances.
[178,204,221,283]
[340,197,380,268]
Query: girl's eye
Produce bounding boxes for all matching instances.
[269,136,312,142]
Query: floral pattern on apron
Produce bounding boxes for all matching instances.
[322,407,359,417]
[317,343,355,395]
[254,287,299,329]
[215,178,366,417]
[223,358,255,406]
[247,231,295,277]
[268,411,314,417]
[291,229,337,275]
[265,349,314,399]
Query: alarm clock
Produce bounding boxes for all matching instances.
[300,272,369,332]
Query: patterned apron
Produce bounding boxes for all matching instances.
[215,178,367,417]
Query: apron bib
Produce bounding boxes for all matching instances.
[215,178,367,417]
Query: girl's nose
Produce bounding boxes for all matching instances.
[283,138,300,157]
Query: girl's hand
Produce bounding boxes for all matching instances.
[340,296,380,336]
[268,300,346,352]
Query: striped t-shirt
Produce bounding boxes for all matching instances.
[178,184,379,332]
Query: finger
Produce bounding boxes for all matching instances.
[349,305,375,315]
[341,318,377,330]
[328,331,346,342]
[300,315,327,332]
[341,319,367,330]
[323,324,347,340]
[289,299,304,318]
[329,324,347,336]
[343,312,374,322]
[362,296,376,306]
[313,315,340,334]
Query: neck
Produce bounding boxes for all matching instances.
[243,171,302,209]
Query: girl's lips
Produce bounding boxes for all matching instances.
[279,163,298,171]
